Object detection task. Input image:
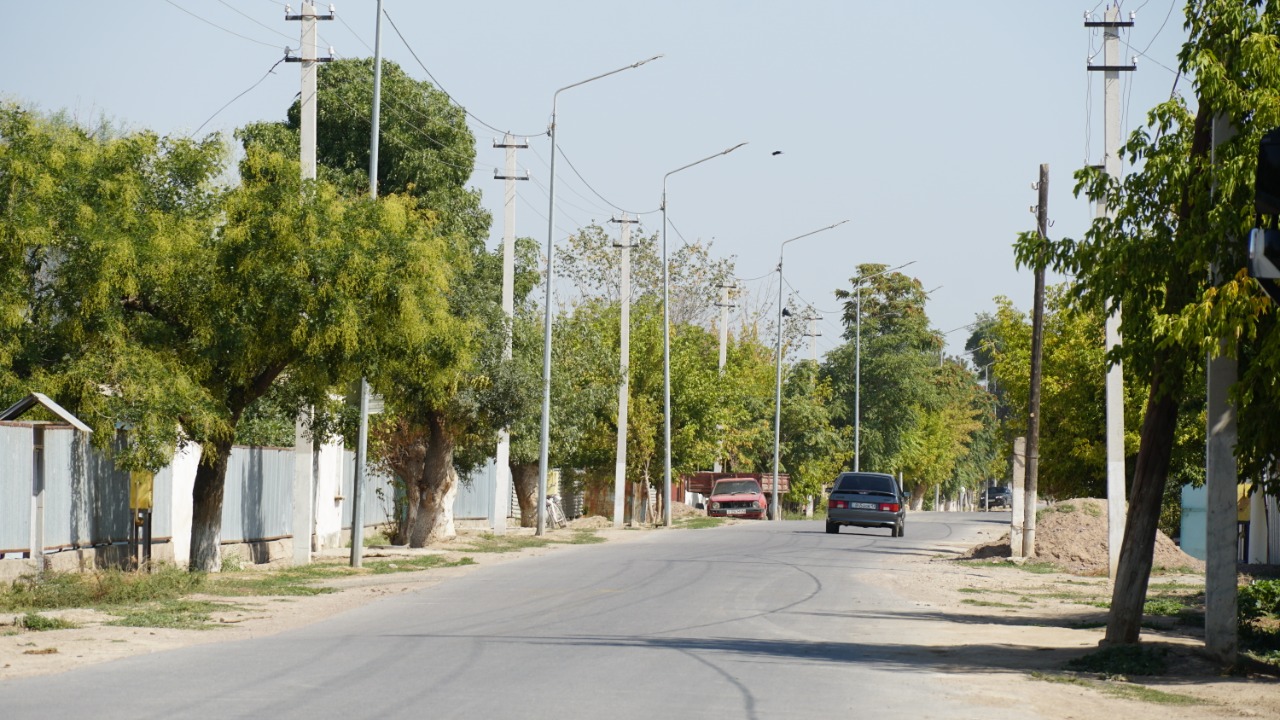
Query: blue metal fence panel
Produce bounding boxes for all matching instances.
[0,425,32,554]
[453,458,496,521]
[340,450,398,530]
[43,428,130,550]
[220,447,293,543]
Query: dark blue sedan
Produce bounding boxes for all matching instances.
[826,472,906,537]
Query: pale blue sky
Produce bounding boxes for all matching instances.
[1,1,1189,359]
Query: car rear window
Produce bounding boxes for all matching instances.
[835,474,896,494]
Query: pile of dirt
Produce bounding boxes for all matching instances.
[568,515,612,530]
[961,497,1204,575]
[671,501,705,519]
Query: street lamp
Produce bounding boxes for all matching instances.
[537,55,661,536]
[852,261,915,472]
[771,220,848,520]
[659,142,746,527]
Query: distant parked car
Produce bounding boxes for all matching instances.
[706,478,769,520]
[826,472,906,537]
[983,486,1012,510]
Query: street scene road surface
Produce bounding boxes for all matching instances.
[0,514,1268,719]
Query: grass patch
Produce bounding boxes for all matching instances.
[364,556,476,575]
[348,530,395,548]
[1151,565,1202,575]
[0,565,204,613]
[559,530,605,545]
[1149,581,1203,592]
[207,563,344,597]
[19,613,79,631]
[1031,672,1201,705]
[959,558,1062,574]
[106,599,236,630]
[1066,644,1169,676]
[463,534,554,553]
[676,517,725,530]
[961,599,1020,608]
[1143,598,1187,616]
[1083,503,1102,517]
[1027,590,1095,600]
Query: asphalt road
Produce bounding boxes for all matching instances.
[0,513,1029,720]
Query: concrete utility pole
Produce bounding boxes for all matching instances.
[493,133,529,536]
[804,311,821,364]
[1087,3,1135,583]
[610,214,638,528]
[1206,114,1239,665]
[286,0,333,565]
[285,2,334,181]
[712,283,736,475]
[1011,436,1026,557]
[1023,165,1049,558]
[717,284,737,375]
[348,0,377,568]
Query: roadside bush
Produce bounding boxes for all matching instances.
[1239,579,1280,622]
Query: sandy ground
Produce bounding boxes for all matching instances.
[3,514,1278,719]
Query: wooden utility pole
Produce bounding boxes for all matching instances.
[1023,164,1048,558]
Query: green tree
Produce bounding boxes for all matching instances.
[780,362,853,507]
[1015,1,1280,647]
[826,266,936,481]
[983,288,1146,501]
[0,104,452,570]
[244,57,500,546]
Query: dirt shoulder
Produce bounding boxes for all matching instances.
[867,536,1280,720]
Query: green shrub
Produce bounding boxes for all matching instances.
[20,613,79,631]
[1239,579,1280,622]
[1143,598,1186,617]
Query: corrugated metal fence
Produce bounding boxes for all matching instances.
[2,421,519,563]
[219,447,293,543]
[0,423,33,553]
[42,427,133,551]
[339,450,398,530]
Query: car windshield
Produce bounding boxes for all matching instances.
[712,480,760,495]
[834,474,897,496]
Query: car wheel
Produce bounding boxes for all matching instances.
[825,521,839,534]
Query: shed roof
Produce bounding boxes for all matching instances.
[0,392,93,433]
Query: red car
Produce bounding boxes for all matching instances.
[706,478,769,519]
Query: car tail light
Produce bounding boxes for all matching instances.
[829,499,846,509]
[878,503,900,512]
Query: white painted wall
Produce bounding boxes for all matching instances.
[167,444,200,566]
[312,438,346,549]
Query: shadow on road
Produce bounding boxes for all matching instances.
[400,631,1094,676]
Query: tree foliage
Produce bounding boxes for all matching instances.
[0,103,454,570]
[1014,1,1280,648]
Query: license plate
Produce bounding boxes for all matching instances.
[851,502,877,510]
[726,508,747,515]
